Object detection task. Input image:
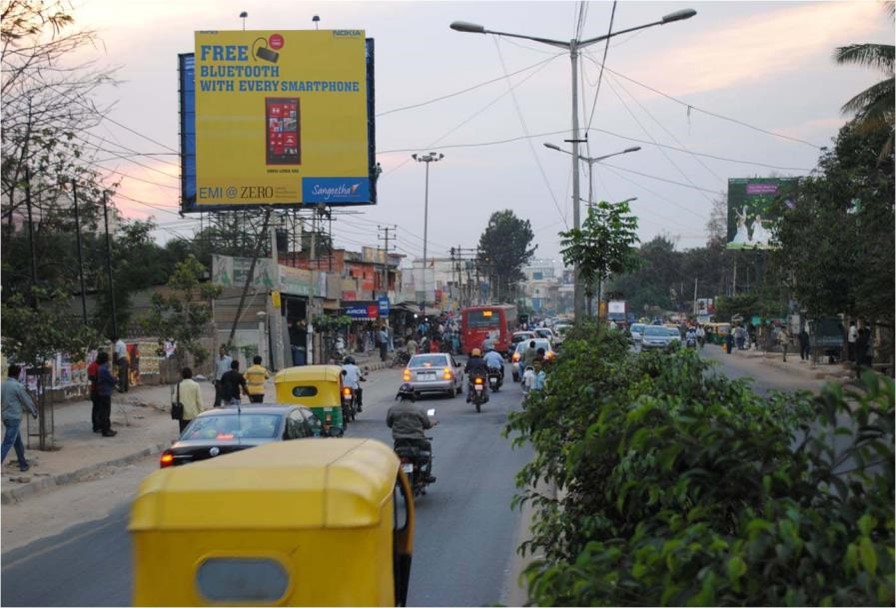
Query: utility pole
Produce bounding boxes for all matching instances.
[693,277,698,317]
[71,180,88,324]
[102,190,118,338]
[378,225,396,296]
[269,216,284,371]
[411,152,445,313]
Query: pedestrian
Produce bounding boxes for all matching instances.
[847,320,858,362]
[95,352,118,437]
[799,321,811,361]
[1,364,39,471]
[855,324,871,372]
[696,325,706,349]
[725,331,734,355]
[378,325,389,362]
[405,334,418,357]
[113,336,129,393]
[429,333,441,353]
[87,353,101,432]
[780,326,791,362]
[747,322,756,350]
[245,355,270,403]
[219,360,248,405]
[735,325,746,350]
[213,345,232,407]
[176,367,205,433]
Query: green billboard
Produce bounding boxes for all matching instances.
[727,177,799,250]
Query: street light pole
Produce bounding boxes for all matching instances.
[451,9,696,323]
[412,152,444,316]
[545,143,641,207]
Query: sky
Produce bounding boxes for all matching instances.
[67,0,893,270]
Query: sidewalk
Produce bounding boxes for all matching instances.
[1,359,391,505]
[706,343,854,381]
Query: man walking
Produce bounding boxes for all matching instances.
[799,321,811,362]
[113,337,129,393]
[847,321,858,362]
[214,345,232,407]
[220,360,248,405]
[95,352,118,437]
[176,367,206,433]
[378,326,389,362]
[1,365,38,471]
[245,356,270,403]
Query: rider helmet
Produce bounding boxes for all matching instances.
[395,383,417,402]
[471,348,481,357]
[343,356,355,365]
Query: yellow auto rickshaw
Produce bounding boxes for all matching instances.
[274,364,347,431]
[129,438,415,607]
[704,322,731,345]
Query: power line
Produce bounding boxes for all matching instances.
[584,0,616,136]
[376,53,563,117]
[598,162,708,221]
[493,37,568,229]
[378,129,571,154]
[582,55,823,149]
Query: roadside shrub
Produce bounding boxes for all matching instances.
[506,331,894,606]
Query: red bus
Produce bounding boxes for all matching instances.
[460,305,519,356]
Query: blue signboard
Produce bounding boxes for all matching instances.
[377,295,390,315]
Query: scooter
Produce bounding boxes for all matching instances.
[487,369,503,393]
[393,408,437,497]
[469,375,487,413]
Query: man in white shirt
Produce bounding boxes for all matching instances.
[214,345,233,407]
[341,356,365,411]
[113,337,129,393]
[847,321,858,362]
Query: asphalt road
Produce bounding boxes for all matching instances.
[1,366,533,607]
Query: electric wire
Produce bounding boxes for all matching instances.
[493,37,568,229]
[377,53,563,117]
[598,162,709,221]
[584,0,616,136]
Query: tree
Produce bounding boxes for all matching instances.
[477,210,536,303]
[141,255,222,371]
[833,3,895,158]
[1,287,100,448]
[560,200,640,323]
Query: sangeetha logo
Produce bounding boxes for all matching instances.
[303,178,370,204]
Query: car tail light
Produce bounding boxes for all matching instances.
[442,367,453,380]
[216,433,235,440]
[474,377,484,385]
[403,369,411,382]
[512,353,520,362]
[160,451,174,468]
[342,387,352,397]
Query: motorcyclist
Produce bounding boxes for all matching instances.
[387,383,437,483]
[341,356,365,411]
[685,326,698,348]
[464,348,490,403]
[484,346,505,380]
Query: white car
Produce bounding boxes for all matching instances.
[629,323,646,343]
[534,328,556,344]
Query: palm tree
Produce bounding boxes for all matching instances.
[834,2,895,157]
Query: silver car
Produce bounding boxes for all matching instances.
[402,353,465,397]
[640,326,681,350]
[629,323,646,343]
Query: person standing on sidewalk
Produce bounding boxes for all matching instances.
[799,321,811,362]
[245,356,270,403]
[176,367,205,433]
[378,326,389,362]
[95,352,118,437]
[780,326,791,362]
[113,337,129,393]
[220,360,248,405]
[847,321,858,362]
[1,364,38,472]
[213,345,232,407]
[87,354,101,432]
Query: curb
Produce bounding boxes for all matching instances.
[751,353,852,381]
[1,442,168,506]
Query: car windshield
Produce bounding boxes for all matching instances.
[631,324,645,333]
[644,326,668,337]
[409,354,448,368]
[666,328,681,337]
[181,413,281,441]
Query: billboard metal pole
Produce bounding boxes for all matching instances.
[102,190,118,339]
[269,216,284,371]
[71,180,88,324]
[228,207,272,348]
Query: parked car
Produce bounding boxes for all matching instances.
[402,352,465,398]
[629,323,646,344]
[640,326,681,350]
[511,338,555,381]
[159,404,334,468]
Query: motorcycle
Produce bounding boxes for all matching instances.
[469,375,487,413]
[390,349,411,368]
[341,386,357,422]
[487,369,503,393]
[393,408,437,497]
[685,335,698,349]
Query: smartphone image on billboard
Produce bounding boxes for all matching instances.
[265,97,300,165]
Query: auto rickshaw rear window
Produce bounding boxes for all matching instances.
[291,386,318,397]
[196,557,288,602]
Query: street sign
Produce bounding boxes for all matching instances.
[377,295,390,315]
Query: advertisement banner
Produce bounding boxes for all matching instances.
[194,30,370,207]
[727,178,799,250]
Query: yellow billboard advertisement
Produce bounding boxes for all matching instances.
[194,30,370,206]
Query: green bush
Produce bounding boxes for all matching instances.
[506,327,894,606]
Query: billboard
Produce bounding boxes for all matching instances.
[727,178,799,250]
[180,31,376,211]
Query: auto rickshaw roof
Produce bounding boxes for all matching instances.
[273,364,344,384]
[129,438,398,531]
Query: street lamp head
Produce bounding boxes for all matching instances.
[661,8,697,23]
[239,11,248,18]
[624,146,641,153]
[543,143,562,151]
[450,21,486,33]
[437,153,444,160]
[411,153,418,160]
